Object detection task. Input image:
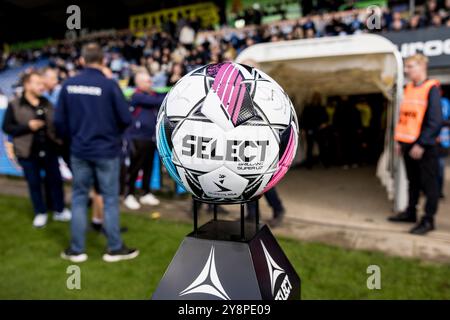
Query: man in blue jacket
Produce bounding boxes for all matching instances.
[55,43,138,263]
[123,71,165,210]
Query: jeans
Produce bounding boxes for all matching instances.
[70,156,122,253]
[18,153,64,215]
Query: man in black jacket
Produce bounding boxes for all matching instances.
[2,71,70,228]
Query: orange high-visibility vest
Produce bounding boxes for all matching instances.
[394,79,440,143]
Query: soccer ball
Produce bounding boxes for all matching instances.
[156,62,298,203]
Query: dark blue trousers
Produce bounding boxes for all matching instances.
[247,188,285,219]
[18,153,64,215]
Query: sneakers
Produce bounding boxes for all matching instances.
[61,246,138,262]
[61,248,88,263]
[33,209,71,227]
[410,218,435,235]
[125,193,160,208]
[53,208,72,222]
[103,245,139,262]
[33,213,48,228]
[139,193,160,206]
[90,221,103,232]
[269,210,286,228]
[388,211,417,223]
[124,194,141,210]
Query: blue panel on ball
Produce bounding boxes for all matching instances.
[158,121,184,188]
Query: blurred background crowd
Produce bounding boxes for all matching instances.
[1,0,449,81]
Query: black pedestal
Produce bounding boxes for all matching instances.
[152,220,301,300]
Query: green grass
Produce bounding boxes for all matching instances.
[1,194,450,299]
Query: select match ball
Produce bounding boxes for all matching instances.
[156,62,299,203]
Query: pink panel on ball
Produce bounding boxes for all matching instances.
[262,127,296,193]
[210,62,247,127]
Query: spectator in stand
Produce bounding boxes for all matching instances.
[167,63,186,86]
[381,7,393,31]
[190,15,202,33]
[292,25,305,39]
[175,12,188,38]
[4,5,445,75]
[430,13,443,26]
[348,13,365,34]
[425,0,439,24]
[223,42,237,60]
[326,14,349,35]
[109,52,126,78]
[171,43,189,64]
[444,0,450,21]
[390,11,407,31]
[145,55,161,77]
[179,21,196,50]
[2,71,71,228]
[409,13,425,30]
[243,5,264,26]
[123,71,165,210]
[302,16,317,34]
[162,14,176,38]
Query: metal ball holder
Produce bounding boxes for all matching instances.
[152,196,301,300]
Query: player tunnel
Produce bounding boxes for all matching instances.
[236,34,407,213]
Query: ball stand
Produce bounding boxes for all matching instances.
[152,197,301,300]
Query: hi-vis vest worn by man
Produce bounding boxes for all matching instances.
[395,79,440,144]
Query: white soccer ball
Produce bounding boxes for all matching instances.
[156,62,299,203]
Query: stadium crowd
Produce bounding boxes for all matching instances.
[2,0,450,73]
[0,1,449,261]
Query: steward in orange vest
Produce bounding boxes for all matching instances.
[395,79,440,144]
[389,54,443,235]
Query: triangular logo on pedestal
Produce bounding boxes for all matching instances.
[179,246,231,300]
[260,240,285,296]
